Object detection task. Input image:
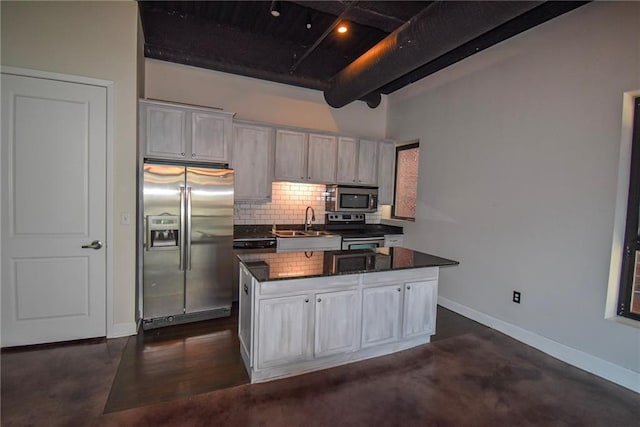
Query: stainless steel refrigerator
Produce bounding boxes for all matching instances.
[142,161,234,329]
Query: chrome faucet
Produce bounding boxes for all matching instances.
[304,206,316,231]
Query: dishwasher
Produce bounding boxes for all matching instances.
[232,238,277,301]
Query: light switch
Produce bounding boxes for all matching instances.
[120,212,131,225]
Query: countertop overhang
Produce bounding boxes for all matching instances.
[239,247,458,282]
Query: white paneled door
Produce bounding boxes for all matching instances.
[1,73,107,347]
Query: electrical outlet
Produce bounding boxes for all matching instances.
[513,291,521,304]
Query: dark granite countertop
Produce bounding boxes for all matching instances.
[239,247,458,281]
[233,225,276,240]
[233,224,403,241]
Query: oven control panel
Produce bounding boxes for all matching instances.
[326,213,365,224]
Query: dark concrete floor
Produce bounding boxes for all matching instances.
[2,307,638,426]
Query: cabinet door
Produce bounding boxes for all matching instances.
[257,295,313,369]
[403,280,437,339]
[143,103,187,159]
[232,123,273,200]
[191,111,231,162]
[336,137,358,184]
[314,289,359,358]
[378,141,396,205]
[361,284,402,348]
[307,133,337,183]
[274,129,308,181]
[357,139,379,185]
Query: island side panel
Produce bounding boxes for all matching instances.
[238,263,253,372]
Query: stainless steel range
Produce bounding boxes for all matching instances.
[325,213,385,250]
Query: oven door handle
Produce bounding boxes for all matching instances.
[342,236,384,242]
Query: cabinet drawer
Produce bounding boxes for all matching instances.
[258,274,359,296]
[363,267,438,286]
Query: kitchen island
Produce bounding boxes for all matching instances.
[238,247,458,383]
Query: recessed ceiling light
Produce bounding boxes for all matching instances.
[337,23,348,34]
[306,9,312,29]
[270,1,281,17]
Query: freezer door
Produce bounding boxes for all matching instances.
[185,167,234,313]
[142,163,185,319]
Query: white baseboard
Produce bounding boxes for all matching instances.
[438,296,640,393]
[108,322,137,339]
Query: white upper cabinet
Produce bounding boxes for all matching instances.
[232,122,273,201]
[140,99,233,163]
[274,129,338,184]
[337,137,378,186]
[336,137,358,184]
[191,111,232,162]
[307,133,337,183]
[274,129,308,182]
[142,102,188,160]
[377,141,396,205]
[357,139,378,185]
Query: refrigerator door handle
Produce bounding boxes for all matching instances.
[179,185,186,271]
[185,186,192,271]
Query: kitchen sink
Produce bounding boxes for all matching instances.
[271,230,334,238]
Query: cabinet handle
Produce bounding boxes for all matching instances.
[181,152,185,156]
[397,287,401,292]
[191,153,195,158]
[407,286,411,290]
[308,176,311,179]
[304,298,309,303]
[317,298,322,303]
[243,283,248,295]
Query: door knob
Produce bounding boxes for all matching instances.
[81,240,103,250]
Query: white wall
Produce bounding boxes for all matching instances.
[145,59,387,139]
[1,1,139,333]
[388,1,640,380]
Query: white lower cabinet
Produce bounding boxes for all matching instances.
[244,267,439,383]
[314,289,359,358]
[361,279,437,347]
[361,284,402,348]
[257,294,313,369]
[403,280,437,338]
[256,289,359,368]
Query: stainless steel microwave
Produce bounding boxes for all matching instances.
[325,185,378,213]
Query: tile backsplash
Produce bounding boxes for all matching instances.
[234,182,381,225]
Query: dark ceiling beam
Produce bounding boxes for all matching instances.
[378,1,590,95]
[290,1,357,73]
[324,1,544,108]
[289,1,418,32]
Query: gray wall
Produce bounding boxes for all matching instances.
[387,1,640,374]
